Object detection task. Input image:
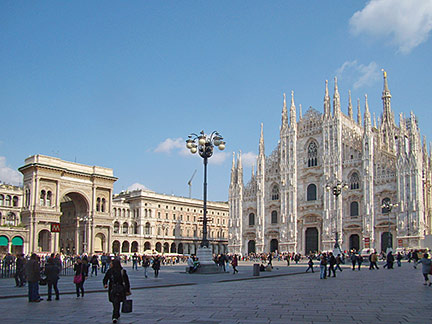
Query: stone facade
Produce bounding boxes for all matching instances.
[0,155,228,255]
[229,72,432,255]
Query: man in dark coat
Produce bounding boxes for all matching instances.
[14,253,26,287]
[44,257,60,300]
[25,253,42,302]
[328,252,337,277]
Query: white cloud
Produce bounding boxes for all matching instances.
[336,60,380,89]
[241,152,258,168]
[208,151,229,165]
[154,137,184,153]
[0,156,21,185]
[127,182,151,191]
[350,0,432,54]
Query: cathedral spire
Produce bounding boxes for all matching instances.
[381,69,393,124]
[373,112,377,128]
[348,90,353,120]
[281,93,288,129]
[237,150,243,171]
[399,112,406,133]
[357,98,361,125]
[333,77,341,116]
[230,151,236,186]
[289,90,296,126]
[364,94,371,129]
[324,80,331,118]
[299,104,302,120]
[259,123,265,156]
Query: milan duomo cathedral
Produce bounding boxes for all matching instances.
[228,71,432,255]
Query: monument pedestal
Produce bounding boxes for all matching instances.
[194,246,221,274]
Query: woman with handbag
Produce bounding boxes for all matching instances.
[103,258,131,323]
[73,257,86,298]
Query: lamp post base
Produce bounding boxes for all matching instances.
[193,246,222,274]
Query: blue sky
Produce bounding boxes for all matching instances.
[1,1,432,201]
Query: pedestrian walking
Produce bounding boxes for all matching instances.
[101,253,108,273]
[369,252,379,270]
[335,254,343,272]
[142,256,150,277]
[412,250,419,269]
[385,251,394,269]
[357,255,363,270]
[152,256,161,278]
[103,258,131,323]
[305,256,314,273]
[320,253,327,279]
[232,255,239,274]
[73,257,86,298]
[44,257,60,301]
[328,252,336,277]
[90,255,99,277]
[396,252,403,267]
[14,253,26,287]
[25,253,42,302]
[132,253,138,271]
[351,252,357,270]
[417,253,432,286]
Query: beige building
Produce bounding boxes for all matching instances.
[0,154,228,255]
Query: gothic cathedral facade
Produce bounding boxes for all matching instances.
[228,72,432,255]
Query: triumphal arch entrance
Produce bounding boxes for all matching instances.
[19,155,117,255]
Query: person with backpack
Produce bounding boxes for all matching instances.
[103,258,131,323]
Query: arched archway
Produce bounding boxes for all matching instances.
[248,240,256,254]
[178,243,183,254]
[170,242,176,253]
[60,192,90,254]
[163,242,169,253]
[305,227,318,254]
[94,233,105,253]
[349,234,360,252]
[381,232,393,252]
[155,242,162,253]
[270,239,278,253]
[121,241,130,253]
[144,241,151,251]
[112,240,120,254]
[38,229,51,252]
[131,241,138,253]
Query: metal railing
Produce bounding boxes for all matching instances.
[0,258,75,279]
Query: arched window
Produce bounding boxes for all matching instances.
[96,198,101,212]
[249,213,255,226]
[113,222,120,234]
[133,222,138,234]
[157,227,161,236]
[101,198,106,213]
[40,191,46,206]
[307,184,317,201]
[122,222,128,234]
[173,228,176,236]
[145,222,151,235]
[5,195,11,206]
[6,212,16,226]
[271,211,278,224]
[350,172,360,190]
[0,195,4,206]
[46,191,52,206]
[12,196,19,207]
[271,185,279,200]
[382,198,391,214]
[350,201,359,217]
[25,189,30,207]
[307,141,318,167]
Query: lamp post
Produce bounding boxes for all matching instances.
[326,179,348,255]
[186,131,225,272]
[79,216,92,255]
[381,200,398,254]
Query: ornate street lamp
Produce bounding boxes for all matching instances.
[79,216,92,255]
[381,200,398,254]
[186,130,225,248]
[326,179,348,255]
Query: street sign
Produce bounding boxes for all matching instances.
[51,223,61,233]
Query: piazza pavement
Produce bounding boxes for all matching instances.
[0,260,430,324]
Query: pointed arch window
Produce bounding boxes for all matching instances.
[307,184,317,201]
[307,141,318,167]
[350,172,360,190]
[350,201,359,217]
[249,213,255,226]
[271,185,279,200]
[271,211,278,224]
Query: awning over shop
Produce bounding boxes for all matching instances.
[12,236,23,246]
[0,236,9,246]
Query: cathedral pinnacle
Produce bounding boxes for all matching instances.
[299,104,302,120]
[290,90,296,126]
[324,80,331,117]
[237,150,243,171]
[281,93,288,129]
[259,123,265,156]
[348,90,353,120]
[333,77,341,116]
[364,94,371,124]
[357,98,361,125]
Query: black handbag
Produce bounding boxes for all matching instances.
[39,277,47,286]
[121,299,133,313]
